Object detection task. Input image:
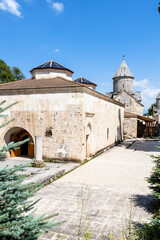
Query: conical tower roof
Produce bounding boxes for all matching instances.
[156,92,160,99]
[113,59,134,79]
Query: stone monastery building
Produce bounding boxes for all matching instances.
[106,59,144,138]
[106,59,154,139]
[0,60,124,162]
[106,59,143,115]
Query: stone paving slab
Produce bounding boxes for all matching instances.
[0,157,80,185]
[32,140,160,239]
[36,183,151,240]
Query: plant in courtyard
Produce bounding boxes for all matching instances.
[0,100,62,239]
[147,152,160,201]
[135,151,160,240]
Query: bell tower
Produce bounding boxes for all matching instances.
[113,59,134,93]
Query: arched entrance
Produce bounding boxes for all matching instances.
[4,127,34,157]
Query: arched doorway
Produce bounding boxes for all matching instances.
[4,127,34,157]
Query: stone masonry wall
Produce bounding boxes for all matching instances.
[114,91,143,115]
[124,118,137,138]
[0,90,84,162]
[82,92,124,158]
[0,88,124,162]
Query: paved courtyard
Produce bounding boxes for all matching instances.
[31,140,160,239]
[1,157,79,185]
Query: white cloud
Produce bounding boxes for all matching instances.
[141,88,160,112]
[52,2,64,13]
[55,48,60,53]
[134,78,160,112]
[134,78,150,89]
[0,0,21,17]
[101,82,112,87]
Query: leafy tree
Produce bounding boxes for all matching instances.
[0,59,25,84]
[0,60,15,83]
[147,103,156,116]
[12,67,25,81]
[0,100,62,239]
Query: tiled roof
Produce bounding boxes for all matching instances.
[0,77,124,107]
[30,60,74,73]
[0,77,80,90]
[113,60,134,79]
[74,77,97,86]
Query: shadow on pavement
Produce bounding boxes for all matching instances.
[128,140,160,153]
[132,194,159,214]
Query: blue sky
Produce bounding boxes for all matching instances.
[0,0,160,112]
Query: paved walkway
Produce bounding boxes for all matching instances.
[31,140,160,239]
[0,157,80,185]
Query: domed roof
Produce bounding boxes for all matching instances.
[113,59,134,79]
[30,60,74,73]
[74,77,97,86]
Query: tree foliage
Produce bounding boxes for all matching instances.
[12,67,25,81]
[0,60,15,83]
[0,100,62,239]
[0,164,60,240]
[147,103,156,116]
[0,59,25,84]
[135,152,160,240]
[147,152,160,201]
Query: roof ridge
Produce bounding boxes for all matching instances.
[36,61,50,69]
[0,78,32,86]
[53,76,94,88]
[55,76,84,87]
[123,90,143,106]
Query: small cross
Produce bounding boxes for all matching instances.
[122,54,126,60]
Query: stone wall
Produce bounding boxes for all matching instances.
[82,91,124,157]
[0,87,124,162]
[124,118,137,138]
[0,89,84,162]
[31,69,73,81]
[113,78,133,93]
[114,91,143,115]
[152,125,160,137]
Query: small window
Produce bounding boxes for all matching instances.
[45,128,52,137]
[107,128,109,139]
